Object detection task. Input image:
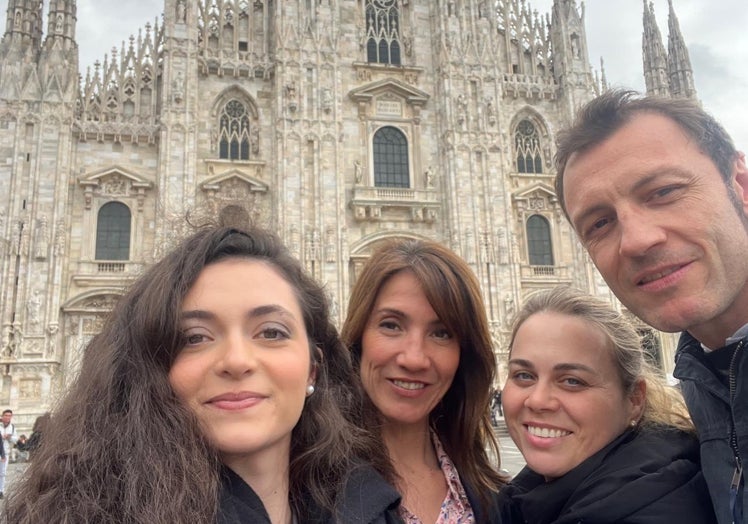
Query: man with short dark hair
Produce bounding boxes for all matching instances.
[0,409,16,498]
[555,89,748,524]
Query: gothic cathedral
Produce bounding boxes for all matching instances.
[0,0,695,431]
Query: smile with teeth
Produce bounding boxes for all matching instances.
[638,266,681,285]
[526,425,571,438]
[392,379,426,390]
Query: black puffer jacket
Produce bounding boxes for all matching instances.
[501,426,717,524]
[218,465,402,524]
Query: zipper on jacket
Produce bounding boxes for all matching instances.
[728,339,744,523]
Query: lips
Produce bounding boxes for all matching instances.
[637,264,684,285]
[207,391,266,410]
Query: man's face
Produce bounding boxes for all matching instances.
[564,112,748,347]
[1,412,11,426]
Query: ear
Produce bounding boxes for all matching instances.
[628,379,647,422]
[733,151,748,216]
[308,343,322,386]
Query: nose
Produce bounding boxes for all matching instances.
[524,381,559,412]
[217,332,257,377]
[395,333,430,371]
[617,209,666,258]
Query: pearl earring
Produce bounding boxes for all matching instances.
[630,419,637,427]
[306,384,315,396]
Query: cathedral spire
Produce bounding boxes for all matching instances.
[641,0,669,96]
[549,0,594,108]
[0,0,44,62]
[44,0,77,51]
[39,0,79,101]
[666,0,696,98]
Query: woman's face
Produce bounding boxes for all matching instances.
[360,270,460,430]
[502,311,643,480]
[169,258,314,467]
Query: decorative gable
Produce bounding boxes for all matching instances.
[512,183,558,213]
[78,166,153,210]
[348,78,429,122]
[199,169,269,197]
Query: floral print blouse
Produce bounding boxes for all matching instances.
[399,431,475,524]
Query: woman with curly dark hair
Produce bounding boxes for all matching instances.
[5,226,400,523]
[342,238,508,523]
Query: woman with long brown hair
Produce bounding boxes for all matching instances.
[5,226,400,523]
[342,238,507,523]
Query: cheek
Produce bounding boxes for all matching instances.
[168,359,197,403]
[439,346,460,381]
[500,386,521,415]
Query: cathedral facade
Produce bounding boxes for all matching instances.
[0,0,694,431]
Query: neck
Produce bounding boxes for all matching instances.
[382,421,437,474]
[689,287,748,349]
[222,444,293,524]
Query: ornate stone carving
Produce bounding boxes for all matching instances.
[34,215,49,260]
[19,378,42,400]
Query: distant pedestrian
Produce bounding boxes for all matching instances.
[13,435,28,462]
[0,409,17,498]
[25,413,50,459]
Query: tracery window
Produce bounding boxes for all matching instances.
[365,0,401,66]
[95,202,131,260]
[373,126,409,188]
[219,99,251,160]
[526,214,553,266]
[515,120,543,173]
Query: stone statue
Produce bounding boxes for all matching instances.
[172,72,184,104]
[27,289,42,326]
[424,165,435,188]
[176,0,187,23]
[34,215,49,260]
[354,160,363,184]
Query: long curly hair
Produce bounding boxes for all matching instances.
[341,238,507,513]
[5,226,391,523]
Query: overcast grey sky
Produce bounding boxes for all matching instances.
[3,0,746,148]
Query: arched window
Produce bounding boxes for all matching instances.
[96,202,131,260]
[219,99,251,160]
[526,214,553,266]
[365,0,401,65]
[373,126,409,187]
[515,119,543,173]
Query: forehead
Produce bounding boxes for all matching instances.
[563,113,711,217]
[513,311,615,370]
[375,270,425,304]
[186,259,299,305]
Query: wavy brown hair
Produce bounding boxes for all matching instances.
[508,286,694,433]
[5,226,391,523]
[341,238,507,512]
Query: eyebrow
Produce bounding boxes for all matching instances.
[508,358,596,374]
[180,304,297,322]
[373,307,446,327]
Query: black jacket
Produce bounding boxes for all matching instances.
[464,480,504,523]
[217,465,402,524]
[501,426,717,524]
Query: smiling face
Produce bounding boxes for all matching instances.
[503,311,643,480]
[563,112,748,347]
[360,270,460,430]
[168,258,313,467]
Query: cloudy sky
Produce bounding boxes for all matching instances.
[3,0,746,148]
